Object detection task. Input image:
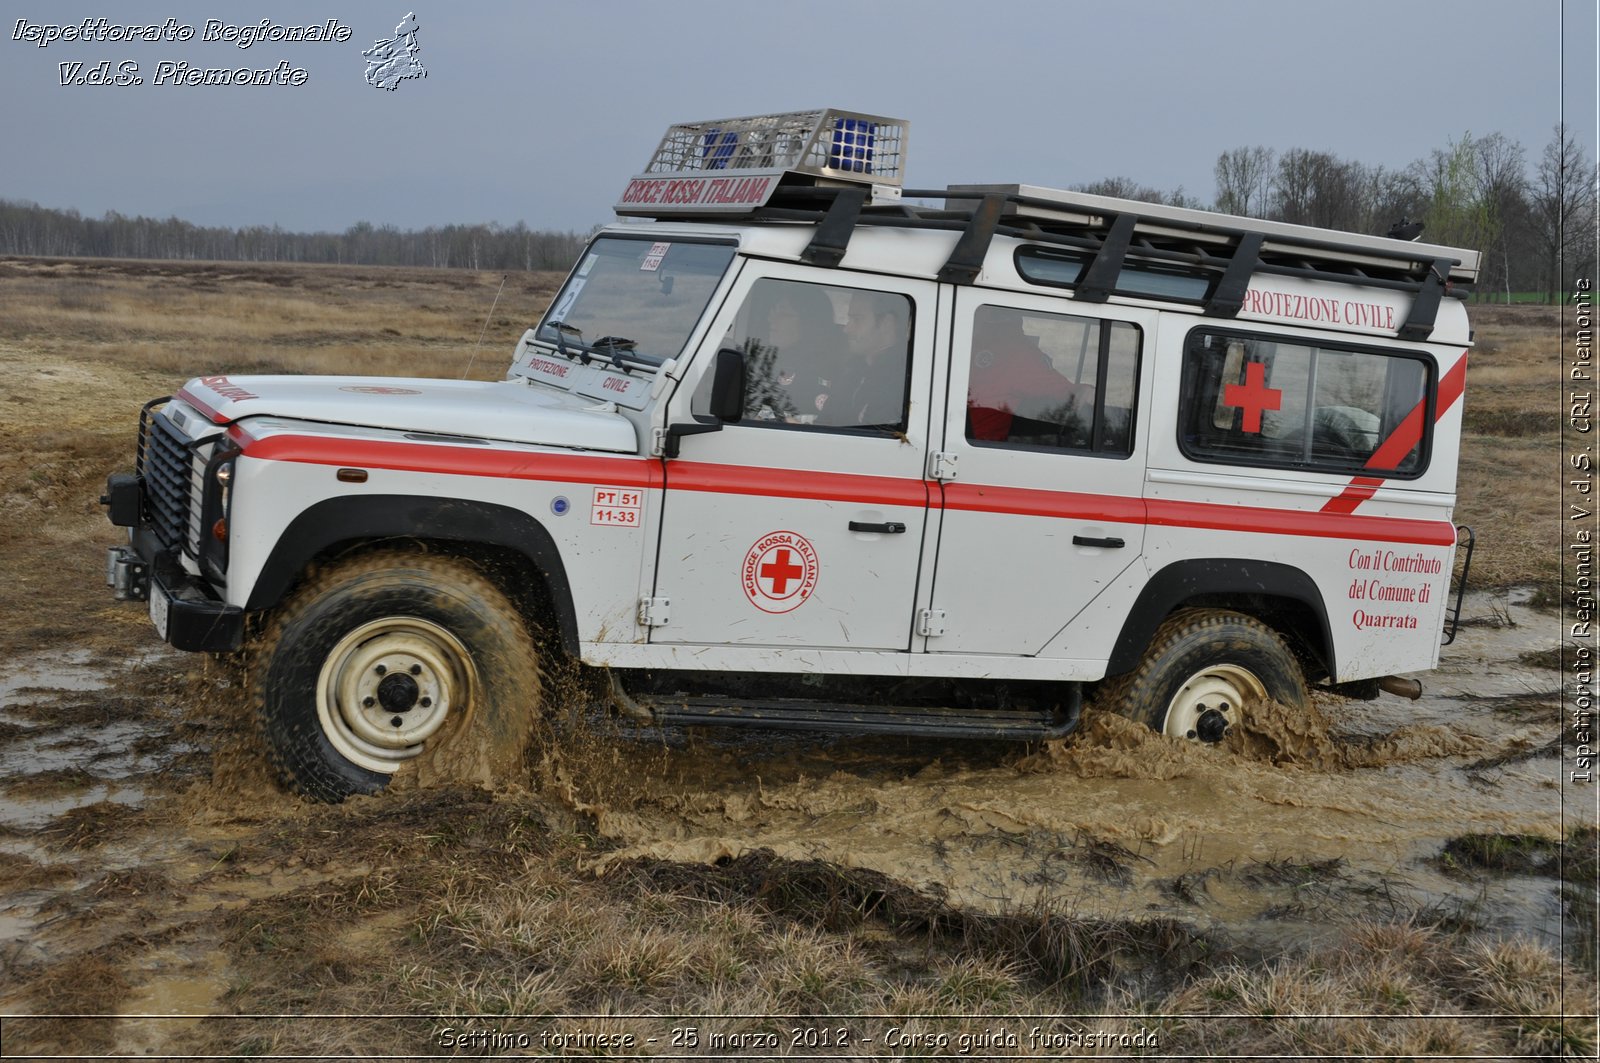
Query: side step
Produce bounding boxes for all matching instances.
[641,693,1081,741]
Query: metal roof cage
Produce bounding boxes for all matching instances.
[641,108,907,184]
[617,109,907,217]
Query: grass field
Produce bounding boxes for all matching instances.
[0,256,1590,1059]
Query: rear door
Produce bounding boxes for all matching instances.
[652,264,939,650]
[924,290,1152,655]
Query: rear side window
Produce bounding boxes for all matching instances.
[1180,329,1432,477]
[964,305,1140,457]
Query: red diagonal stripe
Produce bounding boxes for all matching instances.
[1321,351,1467,514]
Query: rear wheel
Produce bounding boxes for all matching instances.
[252,551,540,802]
[1100,608,1307,742]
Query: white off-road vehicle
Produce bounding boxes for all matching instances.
[105,109,1477,801]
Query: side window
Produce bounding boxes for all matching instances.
[1180,330,1431,476]
[964,305,1140,457]
[693,279,912,431]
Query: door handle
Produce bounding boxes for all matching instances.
[849,521,907,534]
[1072,534,1125,548]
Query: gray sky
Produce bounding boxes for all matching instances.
[1,0,1594,234]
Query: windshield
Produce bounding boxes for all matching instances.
[537,236,737,363]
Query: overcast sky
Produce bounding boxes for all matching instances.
[2,1,1595,234]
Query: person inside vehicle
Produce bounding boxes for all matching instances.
[816,292,908,428]
[965,308,1086,444]
[737,281,844,424]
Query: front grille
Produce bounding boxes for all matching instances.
[139,411,205,555]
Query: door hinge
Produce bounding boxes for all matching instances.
[649,427,667,457]
[927,450,959,481]
[918,608,947,637]
[638,596,670,627]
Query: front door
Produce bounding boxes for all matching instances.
[653,266,938,651]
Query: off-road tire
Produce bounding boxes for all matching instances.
[252,550,540,802]
[1098,608,1307,742]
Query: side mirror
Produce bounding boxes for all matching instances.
[662,348,746,459]
[708,348,746,423]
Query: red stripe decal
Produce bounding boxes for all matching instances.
[1149,497,1456,546]
[176,387,229,425]
[667,461,929,508]
[1320,351,1467,515]
[239,436,1450,545]
[241,433,659,488]
[942,482,1146,523]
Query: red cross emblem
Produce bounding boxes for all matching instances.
[742,531,820,614]
[1222,361,1282,434]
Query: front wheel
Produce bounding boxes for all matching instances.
[251,551,541,802]
[1100,608,1307,742]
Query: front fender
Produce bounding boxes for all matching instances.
[243,495,579,657]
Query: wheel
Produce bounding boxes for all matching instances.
[1100,608,1307,742]
[251,551,540,802]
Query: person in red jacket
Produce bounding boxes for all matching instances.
[965,308,1087,444]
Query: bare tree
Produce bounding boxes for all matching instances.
[1532,124,1598,302]
[1470,132,1529,300]
[1273,149,1368,232]
[1214,146,1275,217]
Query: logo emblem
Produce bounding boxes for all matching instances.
[741,531,819,614]
[363,12,426,91]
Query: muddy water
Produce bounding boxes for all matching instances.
[557,590,1574,953]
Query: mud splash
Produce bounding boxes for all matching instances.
[548,590,1570,954]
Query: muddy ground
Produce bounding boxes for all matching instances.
[0,259,1592,1058]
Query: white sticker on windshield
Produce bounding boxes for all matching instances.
[548,278,585,321]
[640,242,670,271]
[576,253,598,277]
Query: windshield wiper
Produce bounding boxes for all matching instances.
[544,322,666,373]
[549,320,584,363]
[590,336,666,373]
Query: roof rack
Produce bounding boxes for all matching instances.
[617,111,1478,341]
[753,182,1475,341]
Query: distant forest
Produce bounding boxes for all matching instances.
[1,126,1593,301]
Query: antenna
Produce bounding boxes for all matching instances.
[461,274,508,380]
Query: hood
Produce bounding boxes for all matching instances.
[174,374,637,452]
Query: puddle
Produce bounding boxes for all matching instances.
[0,648,187,833]
[114,950,229,1057]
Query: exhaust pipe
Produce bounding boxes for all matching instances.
[1378,675,1423,700]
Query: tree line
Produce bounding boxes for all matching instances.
[1077,125,1596,303]
[0,124,1593,300]
[0,205,591,273]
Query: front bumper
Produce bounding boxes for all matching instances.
[106,523,244,654]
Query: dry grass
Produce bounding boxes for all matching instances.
[143,804,1592,1060]
[1452,304,1562,590]
[0,257,1586,1059]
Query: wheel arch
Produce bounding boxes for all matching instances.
[244,495,580,658]
[1106,558,1334,681]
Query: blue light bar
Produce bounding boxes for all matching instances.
[829,117,875,174]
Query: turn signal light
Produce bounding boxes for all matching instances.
[212,518,228,542]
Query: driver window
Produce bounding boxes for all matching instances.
[693,278,911,430]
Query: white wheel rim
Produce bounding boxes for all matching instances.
[316,617,477,774]
[1162,663,1264,742]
